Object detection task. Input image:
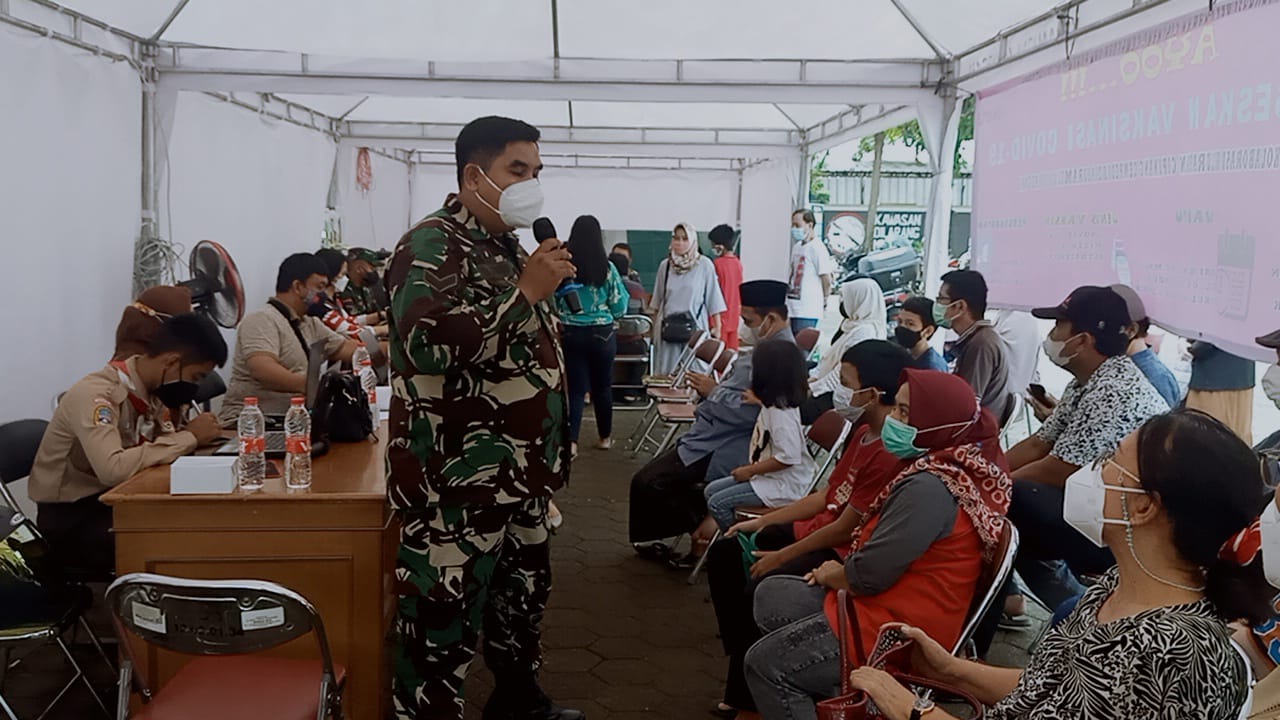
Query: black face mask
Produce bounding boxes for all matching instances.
[154,364,200,409]
[894,326,923,349]
[362,271,380,287]
[305,296,331,318]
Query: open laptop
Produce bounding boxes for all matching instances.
[214,340,326,458]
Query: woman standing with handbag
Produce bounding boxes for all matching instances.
[650,222,727,375]
[557,215,630,456]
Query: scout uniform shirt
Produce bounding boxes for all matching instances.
[384,194,570,510]
[28,358,197,503]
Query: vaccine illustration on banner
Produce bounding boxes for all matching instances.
[1112,237,1131,286]
[1217,229,1255,321]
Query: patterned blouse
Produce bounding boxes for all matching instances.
[989,568,1249,719]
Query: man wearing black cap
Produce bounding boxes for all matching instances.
[1004,285,1169,609]
[629,280,794,561]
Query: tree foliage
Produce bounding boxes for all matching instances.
[852,96,976,170]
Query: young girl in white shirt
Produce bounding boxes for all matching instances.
[696,341,816,539]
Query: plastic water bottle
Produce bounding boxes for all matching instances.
[237,397,266,491]
[352,341,371,372]
[284,397,312,490]
[359,358,378,425]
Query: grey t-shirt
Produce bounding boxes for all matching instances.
[953,322,1014,424]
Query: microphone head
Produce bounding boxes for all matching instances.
[532,217,557,243]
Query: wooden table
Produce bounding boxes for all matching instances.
[102,429,396,720]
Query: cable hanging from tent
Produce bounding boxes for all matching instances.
[1058,6,1080,60]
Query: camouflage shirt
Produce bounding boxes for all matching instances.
[385,195,569,510]
[337,282,382,318]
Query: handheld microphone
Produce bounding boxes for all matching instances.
[533,217,582,313]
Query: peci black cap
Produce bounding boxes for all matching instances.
[739,280,788,308]
[1032,286,1131,341]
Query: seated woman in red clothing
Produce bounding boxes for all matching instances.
[704,340,912,717]
[744,369,1011,720]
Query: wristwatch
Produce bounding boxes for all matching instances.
[909,694,936,720]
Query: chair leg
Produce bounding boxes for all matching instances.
[687,528,721,584]
[0,692,19,720]
[78,618,116,676]
[652,424,678,458]
[629,408,661,457]
[49,637,109,719]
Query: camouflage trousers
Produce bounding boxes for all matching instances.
[392,497,552,720]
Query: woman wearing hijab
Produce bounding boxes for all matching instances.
[849,409,1269,720]
[745,370,1011,720]
[809,278,887,396]
[649,222,727,374]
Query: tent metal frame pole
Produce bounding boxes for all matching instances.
[952,0,1178,83]
[135,46,162,297]
[0,0,141,67]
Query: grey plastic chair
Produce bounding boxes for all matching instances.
[106,573,345,720]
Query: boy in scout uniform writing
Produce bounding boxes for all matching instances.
[28,313,227,578]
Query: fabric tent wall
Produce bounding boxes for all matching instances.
[339,148,409,253]
[0,32,141,422]
[409,164,738,253]
[738,159,797,283]
[161,93,335,325]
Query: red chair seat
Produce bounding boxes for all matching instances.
[657,403,697,421]
[135,655,346,720]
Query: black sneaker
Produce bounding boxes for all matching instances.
[482,686,586,720]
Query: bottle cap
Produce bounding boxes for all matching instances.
[361,358,372,366]
[291,397,305,405]
[245,397,259,406]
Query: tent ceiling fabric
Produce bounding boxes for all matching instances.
[45,0,1201,157]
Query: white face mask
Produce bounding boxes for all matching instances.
[333,276,349,293]
[740,316,774,347]
[476,169,544,229]
[1063,461,1147,547]
[833,385,873,424]
[1263,364,1280,410]
[1261,500,1280,589]
[1042,332,1083,368]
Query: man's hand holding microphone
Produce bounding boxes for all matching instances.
[518,217,579,308]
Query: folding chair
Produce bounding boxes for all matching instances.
[629,339,725,458]
[0,421,114,720]
[612,315,653,413]
[999,392,1029,450]
[688,411,852,584]
[952,522,1019,656]
[642,329,705,389]
[795,327,821,354]
[107,573,346,720]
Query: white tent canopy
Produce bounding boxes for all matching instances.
[0,0,1208,419]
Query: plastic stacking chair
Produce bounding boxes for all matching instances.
[107,574,346,720]
[0,421,114,720]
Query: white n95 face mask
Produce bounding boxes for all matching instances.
[1062,461,1147,547]
[1260,500,1280,589]
[1263,364,1280,410]
[333,276,349,293]
[1042,333,1082,368]
[477,170,544,229]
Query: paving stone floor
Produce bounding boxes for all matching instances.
[4,411,1044,719]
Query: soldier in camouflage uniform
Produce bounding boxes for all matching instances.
[385,116,584,720]
[338,247,388,324]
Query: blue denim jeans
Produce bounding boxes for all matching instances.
[704,476,765,531]
[745,576,842,720]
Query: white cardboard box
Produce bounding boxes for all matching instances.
[375,386,391,413]
[170,456,237,495]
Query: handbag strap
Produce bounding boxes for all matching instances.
[268,298,311,356]
[835,589,868,695]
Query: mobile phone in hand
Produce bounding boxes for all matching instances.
[1027,383,1049,404]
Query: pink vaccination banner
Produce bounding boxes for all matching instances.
[972,0,1280,361]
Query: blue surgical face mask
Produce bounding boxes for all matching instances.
[791,226,808,243]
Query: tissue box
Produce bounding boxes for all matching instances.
[170,456,237,495]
